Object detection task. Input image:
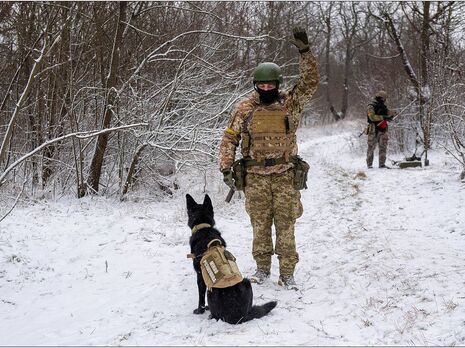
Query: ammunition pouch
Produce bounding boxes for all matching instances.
[231,158,246,191]
[200,239,243,290]
[292,155,310,190]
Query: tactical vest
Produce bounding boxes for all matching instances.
[241,103,296,162]
[200,239,243,290]
[367,100,389,133]
[367,100,388,123]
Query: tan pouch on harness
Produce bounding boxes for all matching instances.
[200,239,243,290]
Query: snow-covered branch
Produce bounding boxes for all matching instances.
[0,123,148,186]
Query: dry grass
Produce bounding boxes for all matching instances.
[443,298,459,312]
[361,318,373,327]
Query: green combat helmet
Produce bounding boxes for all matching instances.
[375,90,387,99]
[253,62,283,85]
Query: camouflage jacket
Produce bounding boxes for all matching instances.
[218,51,319,175]
[367,99,393,133]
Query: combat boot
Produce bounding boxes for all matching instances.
[250,269,270,284]
[278,275,298,290]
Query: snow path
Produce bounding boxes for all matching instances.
[1,121,464,345]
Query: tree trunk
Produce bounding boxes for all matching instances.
[419,1,431,162]
[120,143,147,198]
[340,44,351,120]
[86,2,127,194]
[323,4,341,122]
[42,8,71,187]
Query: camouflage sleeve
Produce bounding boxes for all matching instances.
[367,104,384,122]
[218,101,247,171]
[286,50,320,119]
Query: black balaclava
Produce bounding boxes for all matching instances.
[255,83,280,104]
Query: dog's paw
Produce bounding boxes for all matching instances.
[193,306,206,314]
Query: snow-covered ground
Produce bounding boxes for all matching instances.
[1,120,465,345]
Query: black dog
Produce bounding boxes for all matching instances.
[186,193,277,324]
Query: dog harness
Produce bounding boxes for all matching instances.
[187,234,243,290]
[199,239,243,290]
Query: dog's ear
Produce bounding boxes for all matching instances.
[186,194,197,210]
[203,194,213,211]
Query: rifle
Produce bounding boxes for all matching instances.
[358,126,368,137]
[225,187,235,203]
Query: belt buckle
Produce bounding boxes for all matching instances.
[264,158,275,167]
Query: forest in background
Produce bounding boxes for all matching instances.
[0,1,464,206]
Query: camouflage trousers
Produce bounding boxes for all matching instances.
[244,169,303,277]
[367,131,389,167]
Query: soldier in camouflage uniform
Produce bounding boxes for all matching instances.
[366,90,396,168]
[218,27,319,290]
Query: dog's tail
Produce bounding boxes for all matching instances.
[242,301,277,322]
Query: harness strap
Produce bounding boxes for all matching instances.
[191,223,212,234]
[207,239,222,248]
[186,238,221,259]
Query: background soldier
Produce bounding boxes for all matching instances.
[366,90,396,168]
[218,27,319,290]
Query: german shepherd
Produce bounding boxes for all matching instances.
[186,194,277,324]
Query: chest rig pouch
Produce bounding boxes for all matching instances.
[243,107,296,162]
[200,239,243,291]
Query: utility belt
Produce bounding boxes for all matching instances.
[231,155,309,191]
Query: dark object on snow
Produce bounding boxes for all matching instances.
[398,160,422,169]
[185,194,277,324]
[392,148,424,169]
[405,154,421,161]
[391,154,423,169]
[401,152,423,168]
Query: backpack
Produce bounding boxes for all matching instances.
[200,239,243,290]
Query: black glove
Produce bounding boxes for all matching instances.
[290,27,310,53]
[383,115,393,121]
[221,169,235,189]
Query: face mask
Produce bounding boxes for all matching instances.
[256,86,279,104]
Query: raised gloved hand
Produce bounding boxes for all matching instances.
[290,27,310,53]
[221,169,235,189]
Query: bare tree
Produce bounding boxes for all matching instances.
[0,20,60,168]
[2,1,465,201]
[86,2,128,195]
